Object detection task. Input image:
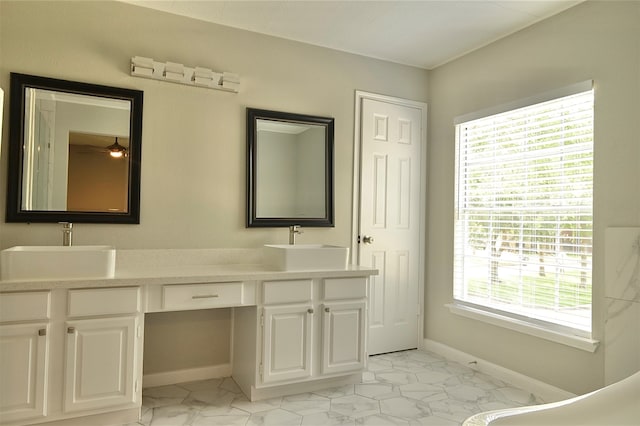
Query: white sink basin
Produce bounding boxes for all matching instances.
[264,244,349,271]
[0,246,116,281]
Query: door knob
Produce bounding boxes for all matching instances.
[362,235,374,244]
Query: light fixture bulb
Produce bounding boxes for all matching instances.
[107,137,127,158]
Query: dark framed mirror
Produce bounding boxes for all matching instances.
[6,73,143,223]
[247,108,334,227]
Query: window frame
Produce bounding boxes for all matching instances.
[451,81,596,349]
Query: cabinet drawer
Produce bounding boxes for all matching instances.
[263,280,312,305]
[0,291,50,322]
[323,278,367,300]
[163,282,243,310]
[68,287,140,317]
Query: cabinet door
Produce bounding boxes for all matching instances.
[64,316,138,413]
[0,323,49,423]
[322,301,366,375]
[262,305,313,384]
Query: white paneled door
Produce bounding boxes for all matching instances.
[321,300,366,375]
[261,305,313,384]
[0,323,49,423]
[64,317,138,413]
[356,93,426,355]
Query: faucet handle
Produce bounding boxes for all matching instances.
[288,225,303,245]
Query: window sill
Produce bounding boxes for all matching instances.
[446,303,599,353]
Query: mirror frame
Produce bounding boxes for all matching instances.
[247,108,334,228]
[6,72,143,223]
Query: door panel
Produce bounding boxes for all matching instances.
[65,317,137,412]
[322,301,366,375]
[372,154,388,227]
[0,323,48,423]
[261,305,313,384]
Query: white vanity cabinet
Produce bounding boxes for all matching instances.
[0,252,376,424]
[233,276,368,401]
[321,277,367,375]
[322,278,367,374]
[64,287,142,413]
[0,287,142,426]
[0,291,51,423]
[260,279,314,384]
[261,304,314,383]
[321,301,366,375]
[64,317,138,412]
[144,280,255,312]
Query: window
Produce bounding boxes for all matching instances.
[453,83,594,336]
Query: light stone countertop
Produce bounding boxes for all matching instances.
[0,248,378,291]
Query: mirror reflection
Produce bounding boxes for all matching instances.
[256,120,326,218]
[7,73,143,223]
[67,133,129,213]
[21,88,131,212]
[247,108,334,227]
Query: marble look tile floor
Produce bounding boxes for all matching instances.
[125,350,541,426]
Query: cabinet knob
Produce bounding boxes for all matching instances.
[67,327,76,334]
[38,328,47,336]
[324,307,331,313]
[307,308,314,314]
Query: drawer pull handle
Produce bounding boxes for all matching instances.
[38,328,47,336]
[67,327,76,334]
[325,307,331,313]
[192,294,220,299]
[307,308,314,314]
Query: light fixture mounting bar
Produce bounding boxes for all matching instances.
[130,56,240,93]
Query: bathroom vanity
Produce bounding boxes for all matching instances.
[0,248,376,426]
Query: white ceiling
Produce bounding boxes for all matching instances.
[122,0,582,70]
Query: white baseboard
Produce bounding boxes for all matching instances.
[423,339,575,402]
[143,363,232,388]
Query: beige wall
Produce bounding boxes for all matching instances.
[0,1,428,374]
[0,0,428,249]
[143,309,231,375]
[426,0,640,394]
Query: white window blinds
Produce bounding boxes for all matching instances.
[453,85,594,335]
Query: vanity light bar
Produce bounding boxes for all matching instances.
[130,56,240,93]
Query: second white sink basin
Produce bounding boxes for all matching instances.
[0,245,116,281]
[264,244,349,271]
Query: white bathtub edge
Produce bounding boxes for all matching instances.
[422,338,576,403]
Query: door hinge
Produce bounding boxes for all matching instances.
[135,380,140,393]
[137,325,142,338]
[259,363,263,378]
[260,314,264,327]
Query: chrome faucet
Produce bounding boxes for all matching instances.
[60,222,73,246]
[289,225,302,245]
